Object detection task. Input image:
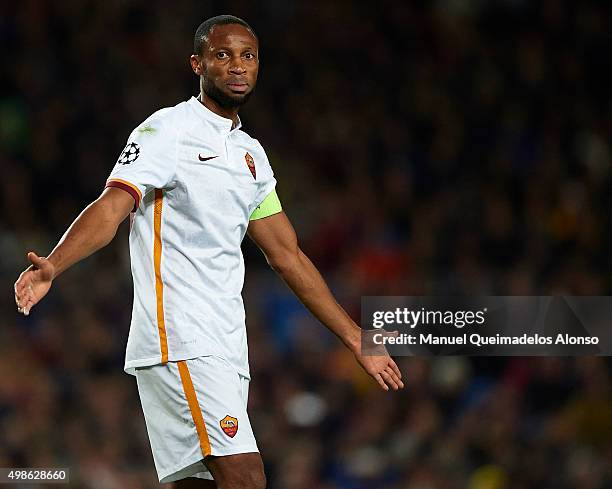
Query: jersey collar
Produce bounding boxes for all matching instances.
[189,96,242,133]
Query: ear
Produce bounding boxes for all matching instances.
[190,55,203,76]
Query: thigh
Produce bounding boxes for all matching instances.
[205,453,265,488]
[172,478,217,488]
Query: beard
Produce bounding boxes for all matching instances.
[202,78,254,109]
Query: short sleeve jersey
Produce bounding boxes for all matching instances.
[106,97,279,378]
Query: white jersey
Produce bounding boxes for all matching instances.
[106,96,277,378]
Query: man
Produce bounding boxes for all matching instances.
[14,15,403,489]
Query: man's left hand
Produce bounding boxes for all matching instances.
[354,348,404,391]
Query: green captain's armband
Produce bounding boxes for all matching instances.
[249,189,282,221]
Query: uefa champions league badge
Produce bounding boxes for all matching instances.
[117,142,141,165]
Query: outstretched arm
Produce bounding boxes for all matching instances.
[14,187,134,315]
[247,211,404,391]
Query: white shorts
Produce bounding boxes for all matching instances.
[135,355,258,483]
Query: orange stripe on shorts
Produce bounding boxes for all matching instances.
[178,360,212,457]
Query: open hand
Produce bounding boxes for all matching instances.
[354,338,404,391]
[14,252,55,315]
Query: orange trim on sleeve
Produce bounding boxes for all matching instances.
[154,189,168,363]
[178,361,212,457]
[105,179,143,211]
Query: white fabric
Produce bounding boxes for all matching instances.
[107,97,277,378]
[135,356,257,483]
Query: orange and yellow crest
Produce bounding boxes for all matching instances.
[220,415,238,438]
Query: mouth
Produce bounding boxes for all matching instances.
[227,81,249,93]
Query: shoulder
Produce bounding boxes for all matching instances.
[234,127,261,147]
[132,101,192,138]
[235,129,269,159]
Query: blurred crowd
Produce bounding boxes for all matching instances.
[1,0,611,488]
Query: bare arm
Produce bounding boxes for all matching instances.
[248,211,404,391]
[14,187,134,315]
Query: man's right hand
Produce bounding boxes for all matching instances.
[13,187,134,316]
[14,252,56,315]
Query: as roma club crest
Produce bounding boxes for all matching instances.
[220,415,238,438]
[245,152,256,180]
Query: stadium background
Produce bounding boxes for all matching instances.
[1,0,611,487]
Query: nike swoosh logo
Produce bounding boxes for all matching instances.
[198,154,218,162]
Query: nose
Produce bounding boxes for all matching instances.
[229,56,246,75]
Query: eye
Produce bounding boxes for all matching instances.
[216,52,229,59]
[244,52,256,60]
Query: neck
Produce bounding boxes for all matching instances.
[198,93,240,129]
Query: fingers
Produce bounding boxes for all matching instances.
[15,279,27,308]
[374,373,389,391]
[23,299,33,315]
[15,273,29,299]
[372,360,405,391]
[389,359,402,379]
[15,257,36,295]
[385,365,404,389]
[16,292,23,313]
[380,369,401,390]
[15,281,34,315]
[18,300,34,315]
[15,271,28,295]
[17,305,30,316]
[23,293,34,315]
